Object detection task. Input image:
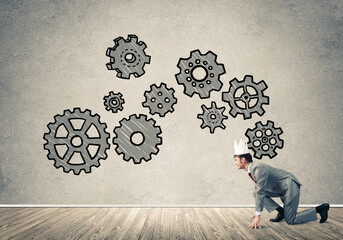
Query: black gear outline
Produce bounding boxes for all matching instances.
[222,75,269,120]
[197,101,228,134]
[103,91,125,113]
[142,83,177,117]
[43,108,110,175]
[245,120,284,159]
[106,34,151,79]
[113,114,162,164]
[175,49,225,99]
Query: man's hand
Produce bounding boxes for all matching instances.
[248,215,262,229]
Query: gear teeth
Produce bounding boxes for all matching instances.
[267,120,274,128]
[190,49,201,58]
[217,64,225,74]
[120,71,130,79]
[106,62,113,70]
[135,68,145,77]
[106,48,115,58]
[256,121,263,128]
[128,34,138,42]
[255,152,262,159]
[205,51,217,61]
[258,80,268,91]
[256,108,265,116]
[176,58,188,68]
[268,151,277,159]
[244,75,253,84]
[139,42,147,49]
[229,108,238,117]
[114,37,125,44]
[144,55,151,63]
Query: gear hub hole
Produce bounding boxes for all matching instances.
[265,129,272,136]
[71,135,83,148]
[253,140,261,147]
[130,131,145,146]
[255,130,263,138]
[262,144,269,151]
[210,114,217,120]
[111,99,118,106]
[191,66,208,82]
[125,53,136,63]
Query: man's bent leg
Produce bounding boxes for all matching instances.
[254,191,280,213]
[284,193,317,225]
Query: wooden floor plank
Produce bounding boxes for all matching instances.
[0,208,342,239]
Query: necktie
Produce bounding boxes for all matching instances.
[248,173,256,183]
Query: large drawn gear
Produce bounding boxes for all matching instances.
[106,34,151,79]
[245,120,284,159]
[142,83,177,117]
[222,75,269,119]
[175,49,225,99]
[197,101,228,134]
[103,91,125,113]
[43,108,110,175]
[113,114,162,164]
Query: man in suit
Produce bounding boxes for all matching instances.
[233,139,330,229]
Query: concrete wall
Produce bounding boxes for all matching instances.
[0,0,342,205]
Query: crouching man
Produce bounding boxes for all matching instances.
[233,139,330,229]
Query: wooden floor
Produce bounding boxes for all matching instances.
[0,208,342,239]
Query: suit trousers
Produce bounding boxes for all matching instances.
[260,191,318,225]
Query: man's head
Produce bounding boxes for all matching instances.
[234,153,253,170]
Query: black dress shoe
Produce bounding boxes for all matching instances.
[270,212,284,222]
[317,203,330,223]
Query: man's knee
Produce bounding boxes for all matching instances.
[253,191,256,198]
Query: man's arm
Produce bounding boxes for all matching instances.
[254,166,270,212]
[248,166,269,229]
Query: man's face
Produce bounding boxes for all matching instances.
[234,156,245,170]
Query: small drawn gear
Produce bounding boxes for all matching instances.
[43,108,110,175]
[245,120,284,159]
[113,114,162,164]
[106,34,151,79]
[175,49,225,99]
[197,101,228,134]
[222,75,269,119]
[104,91,125,113]
[142,83,177,117]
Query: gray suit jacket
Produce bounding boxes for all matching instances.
[250,161,302,212]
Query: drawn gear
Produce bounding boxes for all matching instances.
[245,120,284,159]
[106,34,151,79]
[113,114,162,164]
[175,49,225,99]
[43,108,110,175]
[222,75,269,119]
[104,91,125,113]
[197,101,228,134]
[142,83,177,117]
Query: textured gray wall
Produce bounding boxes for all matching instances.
[0,0,342,205]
